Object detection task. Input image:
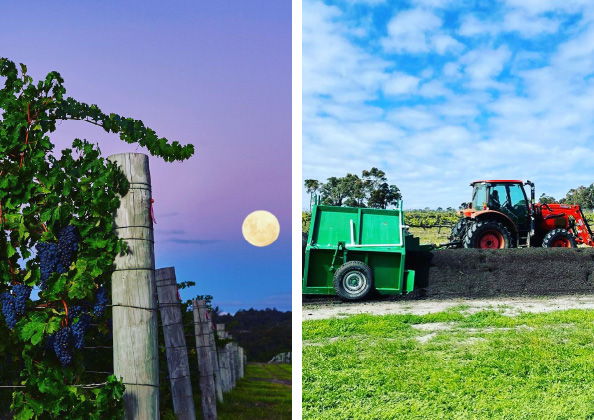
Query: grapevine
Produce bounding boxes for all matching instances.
[0,58,194,418]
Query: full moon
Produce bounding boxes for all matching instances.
[242,210,280,247]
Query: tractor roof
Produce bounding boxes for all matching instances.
[471,180,524,185]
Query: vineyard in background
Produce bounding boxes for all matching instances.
[303,209,594,242]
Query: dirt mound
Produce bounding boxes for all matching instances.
[414,248,594,298]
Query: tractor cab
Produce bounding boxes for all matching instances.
[467,180,531,232]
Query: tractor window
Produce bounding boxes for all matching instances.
[472,183,488,210]
[508,184,527,207]
[490,185,507,209]
[508,183,529,225]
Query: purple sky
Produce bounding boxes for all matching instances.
[1,1,291,313]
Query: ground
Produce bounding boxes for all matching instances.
[303,294,594,320]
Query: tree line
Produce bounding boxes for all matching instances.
[305,168,401,209]
[305,168,594,211]
[539,185,594,209]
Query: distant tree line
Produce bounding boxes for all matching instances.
[213,308,291,363]
[305,168,594,211]
[305,167,401,209]
[539,184,594,209]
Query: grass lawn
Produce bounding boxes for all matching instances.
[303,307,594,419]
[217,363,292,420]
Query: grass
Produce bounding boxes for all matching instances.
[217,363,292,420]
[303,309,594,419]
[409,226,450,246]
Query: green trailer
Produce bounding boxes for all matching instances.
[302,201,430,300]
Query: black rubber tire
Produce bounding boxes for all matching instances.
[333,261,374,301]
[449,219,468,246]
[463,220,514,249]
[542,229,577,248]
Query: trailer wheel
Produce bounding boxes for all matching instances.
[463,220,513,249]
[542,229,577,248]
[333,261,374,301]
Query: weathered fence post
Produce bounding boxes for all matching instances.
[108,153,159,419]
[232,344,240,385]
[193,300,217,420]
[156,267,196,420]
[238,347,244,379]
[207,315,224,402]
[216,324,230,392]
[228,340,236,389]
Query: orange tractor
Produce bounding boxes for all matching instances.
[449,180,594,249]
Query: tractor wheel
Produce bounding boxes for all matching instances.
[463,220,514,249]
[542,229,577,248]
[333,261,374,301]
[449,219,468,246]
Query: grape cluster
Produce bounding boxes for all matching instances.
[68,305,83,321]
[53,326,73,366]
[0,293,17,329]
[94,286,109,317]
[72,313,91,349]
[36,224,79,289]
[57,225,78,274]
[13,284,32,316]
[37,242,59,290]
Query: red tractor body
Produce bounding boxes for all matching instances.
[451,180,594,249]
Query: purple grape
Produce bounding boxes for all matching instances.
[53,326,72,366]
[0,292,16,329]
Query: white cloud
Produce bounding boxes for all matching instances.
[303,1,388,99]
[460,9,563,38]
[503,10,561,37]
[459,46,512,88]
[383,73,420,96]
[458,16,498,37]
[504,0,587,15]
[386,107,442,130]
[418,80,451,97]
[381,9,442,53]
[432,34,464,54]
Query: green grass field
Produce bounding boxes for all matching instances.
[217,363,292,420]
[303,308,594,419]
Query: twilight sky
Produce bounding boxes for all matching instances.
[303,0,594,210]
[1,1,291,313]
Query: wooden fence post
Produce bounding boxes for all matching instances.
[238,347,244,379]
[193,300,217,420]
[108,153,159,419]
[227,340,236,390]
[232,344,239,385]
[156,267,195,420]
[207,315,224,402]
[216,324,230,392]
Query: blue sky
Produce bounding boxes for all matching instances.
[303,0,594,209]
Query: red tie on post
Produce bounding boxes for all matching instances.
[150,198,157,224]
